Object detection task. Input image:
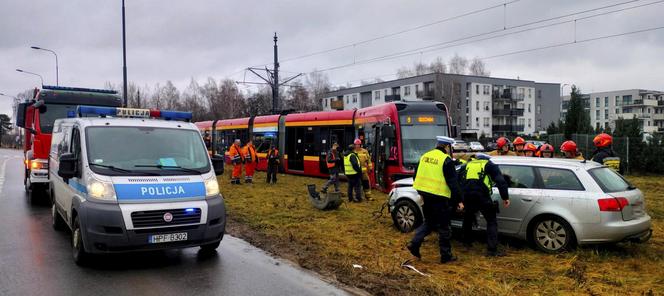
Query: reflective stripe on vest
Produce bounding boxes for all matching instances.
[344,153,359,175]
[603,157,621,172]
[465,159,492,191]
[413,149,451,198]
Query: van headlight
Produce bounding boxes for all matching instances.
[87,177,116,201]
[205,176,220,198]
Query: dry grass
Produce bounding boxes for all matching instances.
[219,173,664,295]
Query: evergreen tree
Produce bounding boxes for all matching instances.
[563,85,592,139]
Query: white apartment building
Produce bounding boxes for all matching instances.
[587,89,664,134]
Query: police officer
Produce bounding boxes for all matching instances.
[266,144,280,184]
[406,136,464,264]
[591,133,623,173]
[344,143,363,202]
[460,153,510,257]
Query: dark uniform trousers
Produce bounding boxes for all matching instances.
[462,190,498,251]
[347,174,362,202]
[266,162,278,183]
[411,192,453,259]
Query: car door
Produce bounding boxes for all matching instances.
[52,124,71,217]
[485,164,542,235]
[535,167,594,224]
[62,126,83,223]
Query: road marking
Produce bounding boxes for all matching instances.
[0,158,7,195]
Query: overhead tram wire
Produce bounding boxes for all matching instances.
[245,0,521,69]
[330,25,664,88]
[308,0,664,74]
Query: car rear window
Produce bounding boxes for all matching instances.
[537,167,584,191]
[589,167,632,193]
[499,165,536,188]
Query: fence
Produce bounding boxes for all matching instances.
[548,134,630,173]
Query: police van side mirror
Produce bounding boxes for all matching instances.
[58,153,78,181]
[211,155,224,176]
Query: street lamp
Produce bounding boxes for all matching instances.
[16,69,44,87]
[31,46,59,86]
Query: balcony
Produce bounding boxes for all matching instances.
[416,90,434,100]
[653,113,664,120]
[330,100,344,110]
[493,108,524,117]
[492,91,514,101]
[658,127,664,132]
[492,124,525,132]
[385,94,401,102]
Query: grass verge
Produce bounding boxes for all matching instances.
[219,173,663,295]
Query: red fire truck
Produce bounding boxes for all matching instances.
[15,86,122,203]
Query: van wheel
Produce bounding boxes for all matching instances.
[530,216,576,253]
[72,217,90,265]
[52,203,66,231]
[27,184,42,205]
[200,241,220,252]
[391,200,422,233]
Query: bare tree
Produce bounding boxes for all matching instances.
[304,71,330,111]
[448,54,468,75]
[469,57,490,77]
[429,57,447,73]
[396,66,414,79]
[413,62,428,75]
[159,81,181,110]
[247,86,272,116]
[286,82,314,112]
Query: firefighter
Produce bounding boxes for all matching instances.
[523,143,538,157]
[242,140,258,183]
[229,139,243,184]
[560,140,584,160]
[344,143,363,202]
[321,142,341,193]
[460,153,510,257]
[266,144,279,184]
[538,144,555,158]
[488,137,516,156]
[591,133,623,173]
[406,136,464,264]
[356,139,373,200]
[513,137,526,156]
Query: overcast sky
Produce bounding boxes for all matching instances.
[1,0,663,117]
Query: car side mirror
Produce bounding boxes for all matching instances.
[211,154,224,176]
[58,153,78,181]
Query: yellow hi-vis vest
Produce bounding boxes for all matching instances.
[465,159,492,191]
[413,149,451,198]
[344,153,359,175]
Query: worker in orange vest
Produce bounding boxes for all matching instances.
[242,140,258,183]
[266,144,280,184]
[229,139,244,185]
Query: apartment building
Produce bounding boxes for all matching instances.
[322,73,560,139]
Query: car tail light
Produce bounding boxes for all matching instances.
[598,197,629,212]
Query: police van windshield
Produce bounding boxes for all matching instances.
[399,114,448,167]
[86,126,210,176]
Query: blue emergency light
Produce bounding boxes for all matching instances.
[73,105,193,122]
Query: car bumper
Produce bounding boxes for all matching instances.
[575,214,652,244]
[78,197,226,254]
[29,169,49,184]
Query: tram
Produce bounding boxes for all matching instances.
[195,101,454,192]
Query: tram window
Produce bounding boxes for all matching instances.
[254,132,277,153]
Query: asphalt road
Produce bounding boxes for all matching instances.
[0,148,349,296]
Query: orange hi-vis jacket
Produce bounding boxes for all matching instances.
[229,144,243,164]
[242,144,258,163]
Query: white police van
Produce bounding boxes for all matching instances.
[49,106,226,265]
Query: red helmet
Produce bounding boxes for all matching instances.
[496,137,509,149]
[593,133,612,148]
[353,138,362,145]
[524,143,537,152]
[513,137,526,145]
[539,144,554,153]
[560,140,578,153]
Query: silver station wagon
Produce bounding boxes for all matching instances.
[388,157,652,253]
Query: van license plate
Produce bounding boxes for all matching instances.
[149,232,187,244]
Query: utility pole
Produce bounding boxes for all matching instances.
[245,33,302,114]
[122,0,128,107]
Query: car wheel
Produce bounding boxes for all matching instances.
[200,241,221,252]
[52,203,66,231]
[391,200,422,233]
[72,216,90,265]
[530,216,575,253]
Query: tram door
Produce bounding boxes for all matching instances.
[287,127,305,171]
[373,124,394,190]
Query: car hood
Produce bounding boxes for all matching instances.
[393,177,414,187]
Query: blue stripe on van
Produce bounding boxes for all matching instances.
[113,182,206,200]
[68,179,88,194]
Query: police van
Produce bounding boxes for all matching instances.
[49,106,226,265]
